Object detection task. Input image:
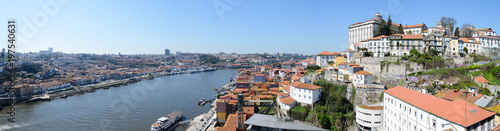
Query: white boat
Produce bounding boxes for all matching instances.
[151,111,183,131]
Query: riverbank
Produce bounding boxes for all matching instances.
[186,81,236,131]
[0,68,225,109]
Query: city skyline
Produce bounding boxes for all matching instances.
[1,0,500,55]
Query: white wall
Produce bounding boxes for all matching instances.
[290,86,321,105]
[383,92,494,131]
[356,105,384,129]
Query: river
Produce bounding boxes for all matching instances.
[0,69,237,131]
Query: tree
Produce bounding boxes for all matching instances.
[375,19,387,37]
[454,27,460,37]
[493,67,500,80]
[407,30,413,34]
[397,24,404,34]
[463,47,469,54]
[460,23,475,38]
[386,15,393,36]
[410,48,421,57]
[440,17,457,36]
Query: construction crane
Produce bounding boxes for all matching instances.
[236,93,275,129]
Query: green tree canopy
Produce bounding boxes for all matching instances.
[375,19,387,37]
[454,27,460,37]
[397,24,404,34]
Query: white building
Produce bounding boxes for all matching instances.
[356,103,384,131]
[315,51,341,67]
[462,38,481,54]
[289,81,322,106]
[348,12,399,50]
[384,86,495,131]
[403,24,427,34]
[277,92,296,111]
[360,35,390,57]
[472,28,500,53]
[352,71,373,86]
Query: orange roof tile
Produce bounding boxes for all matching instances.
[461,38,480,44]
[361,35,389,42]
[280,96,296,105]
[354,70,372,75]
[291,81,322,90]
[358,105,383,110]
[475,76,489,83]
[403,24,425,29]
[391,34,423,39]
[282,85,290,92]
[385,86,495,127]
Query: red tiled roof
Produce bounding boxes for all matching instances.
[475,76,489,83]
[361,35,389,42]
[461,38,480,44]
[403,24,425,29]
[282,85,290,92]
[280,96,296,105]
[391,34,423,39]
[354,70,372,75]
[317,51,341,56]
[291,81,322,90]
[385,86,495,127]
[353,43,361,46]
[358,105,383,110]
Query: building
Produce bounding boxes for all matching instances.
[289,81,322,106]
[48,47,53,54]
[472,28,500,53]
[462,38,481,54]
[164,49,170,55]
[276,92,296,111]
[389,34,424,56]
[356,103,384,131]
[315,51,341,67]
[176,51,182,55]
[361,34,426,57]
[352,71,373,85]
[403,24,427,34]
[1,48,4,55]
[384,86,495,131]
[348,12,399,50]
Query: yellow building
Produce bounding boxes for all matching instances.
[449,39,459,57]
[334,56,347,68]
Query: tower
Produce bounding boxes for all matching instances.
[165,49,170,55]
[374,12,382,20]
[48,47,53,54]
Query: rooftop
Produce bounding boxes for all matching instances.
[244,114,328,131]
[291,81,322,90]
[385,86,495,127]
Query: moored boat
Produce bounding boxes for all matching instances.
[151,111,183,131]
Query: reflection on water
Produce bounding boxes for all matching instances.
[0,69,236,131]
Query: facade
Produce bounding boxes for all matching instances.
[315,51,341,67]
[348,12,399,50]
[277,92,296,111]
[403,24,427,34]
[352,71,373,85]
[289,82,322,105]
[462,38,481,54]
[361,35,390,57]
[389,34,424,56]
[384,86,495,131]
[356,103,384,131]
[472,28,500,53]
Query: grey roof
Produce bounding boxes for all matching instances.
[474,95,494,107]
[244,114,327,131]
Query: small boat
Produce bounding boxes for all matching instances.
[151,111,183,131]
[61,94,68,98]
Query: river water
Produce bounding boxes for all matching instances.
[0,69,237,131]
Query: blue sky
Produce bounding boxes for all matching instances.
[1,0,499,55]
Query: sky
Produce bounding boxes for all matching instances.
[1,0,499,55]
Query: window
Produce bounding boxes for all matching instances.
[309,96,311,99]
[432,119,436,128]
